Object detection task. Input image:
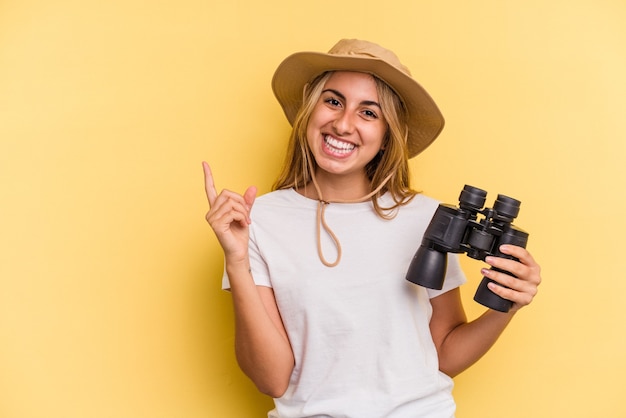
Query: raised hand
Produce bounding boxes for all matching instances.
[203,161,257,263]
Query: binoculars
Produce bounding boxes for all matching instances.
[405,185,529,312]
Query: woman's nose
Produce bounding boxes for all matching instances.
[332,111,355,135]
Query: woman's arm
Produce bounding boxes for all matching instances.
[429,245,541,377]
[228,262,294,398]
[203,162,294,397]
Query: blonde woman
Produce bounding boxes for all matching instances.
[203,39,541,418]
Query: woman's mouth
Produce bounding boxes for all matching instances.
[324,135,356,155]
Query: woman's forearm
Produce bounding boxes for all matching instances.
[437,309,515,377]
[227,260,295,397]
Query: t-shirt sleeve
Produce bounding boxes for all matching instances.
[425,253,467,299]
[221,224,272,291]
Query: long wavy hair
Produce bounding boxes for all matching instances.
[272,71,417,219]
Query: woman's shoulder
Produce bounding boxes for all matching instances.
[389,191,440,209]
[253,188,317,211]
[256,188,300,202]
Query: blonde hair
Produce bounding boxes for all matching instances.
[273,71,417,218]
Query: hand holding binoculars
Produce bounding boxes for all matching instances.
[405,185,529,312]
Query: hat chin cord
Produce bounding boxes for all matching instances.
[307,158,393,267]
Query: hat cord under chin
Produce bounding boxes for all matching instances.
[307,158,392,267]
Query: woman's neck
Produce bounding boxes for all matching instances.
[299,170,371,202]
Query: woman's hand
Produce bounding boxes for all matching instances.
[203,162,257,263]
[482,245,542,312]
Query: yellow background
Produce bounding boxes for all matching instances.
[1,0,624,417]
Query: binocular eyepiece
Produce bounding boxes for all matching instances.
[405,185,529,312]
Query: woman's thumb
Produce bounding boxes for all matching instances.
[244,186,257,208]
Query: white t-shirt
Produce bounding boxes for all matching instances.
[223,189,466,418]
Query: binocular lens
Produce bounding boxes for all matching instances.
[494,195,521,220]
[459,185,487,210]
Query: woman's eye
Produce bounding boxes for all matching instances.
[324,97,341,107]
[362,109,378,119]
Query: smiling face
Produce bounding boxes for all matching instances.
[306,71,389,185]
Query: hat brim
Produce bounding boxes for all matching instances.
[271,51,444,158]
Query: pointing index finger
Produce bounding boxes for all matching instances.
[202,161,218,206]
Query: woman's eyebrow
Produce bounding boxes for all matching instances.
[322,89,381,109]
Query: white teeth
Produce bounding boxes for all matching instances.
[324,135,355,153]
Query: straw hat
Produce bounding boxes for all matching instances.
[271,39,444,158]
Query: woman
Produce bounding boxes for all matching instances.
[203,39,541,418]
